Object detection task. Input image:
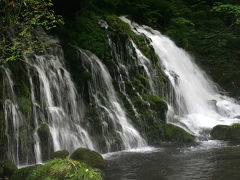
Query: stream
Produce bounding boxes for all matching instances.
[104,141,240,180]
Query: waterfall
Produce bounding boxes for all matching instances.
[121,17,240,136]
[24,45,94,162]
[77,48,146,151]
[2,67,25,166]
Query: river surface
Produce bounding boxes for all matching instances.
[104,141,240,180]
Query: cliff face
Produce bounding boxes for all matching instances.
[0,15,172,166]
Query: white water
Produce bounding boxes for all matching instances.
[78,48,146,151]
[122,17,240,136]
[2,67,23,166]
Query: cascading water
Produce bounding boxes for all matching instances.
[77,48,146,151]
[24,45,94,163]
[2,67,23,166]
[121,17,240,136]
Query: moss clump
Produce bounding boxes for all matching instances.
[228,123,240,142]
[164,124,194,143]
[210,125,230,140]
[11,165,38,180]
[26,158,102,180]
[0,159,17,177]
[70,148,107,169]
[50,150,69,160]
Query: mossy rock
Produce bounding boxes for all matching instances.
[11,165,38,180]
[0,159,17,177]
[50,150,69,159]
[26,158,102,180]
[228,123,240,142]
[37,123,52,161]
[164,124,194,143]
[70,148,107,169]
[37,123,50,142]
[147,94,168,120]
[210,125,230,140]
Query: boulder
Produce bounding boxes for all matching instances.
[228,123,240,142]
[164,124,194,143]
[210,125,230,140]
[70,148,107,169]
[50,150,69,159]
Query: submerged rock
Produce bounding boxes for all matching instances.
[164,124,194,143]
[70,148,107,169]
[210,125,230,140]
[50,150,69,159]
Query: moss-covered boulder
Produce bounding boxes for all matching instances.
[11,165,38,180]
[228,123,240,142]
[0,159,17,177]
[164,124,194,143]
[210,125,230,140]
[26,158,102,180]
[70,148,107,169]
[50,150,69,159]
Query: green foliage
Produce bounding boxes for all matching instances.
[0,0,63,63]
[59,10,109,61]
[50,150,69,160]
[70,148,107,169]
[164,124,194,143]
[11,165,38,180]
[26,158,102,180]
[0,159,17,177]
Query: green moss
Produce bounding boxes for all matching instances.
[105,15,158,61]
[26,158,102,180]
[0,159,17,177]
[11,165,38,180]
[70,148,107,169]
[50,150,69,160]
[210,125,230,140]
[136,74,149,87]
[17,96,31,113]
[146,94,168,120]
[37,124,50,142]
[164,124,194,143]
